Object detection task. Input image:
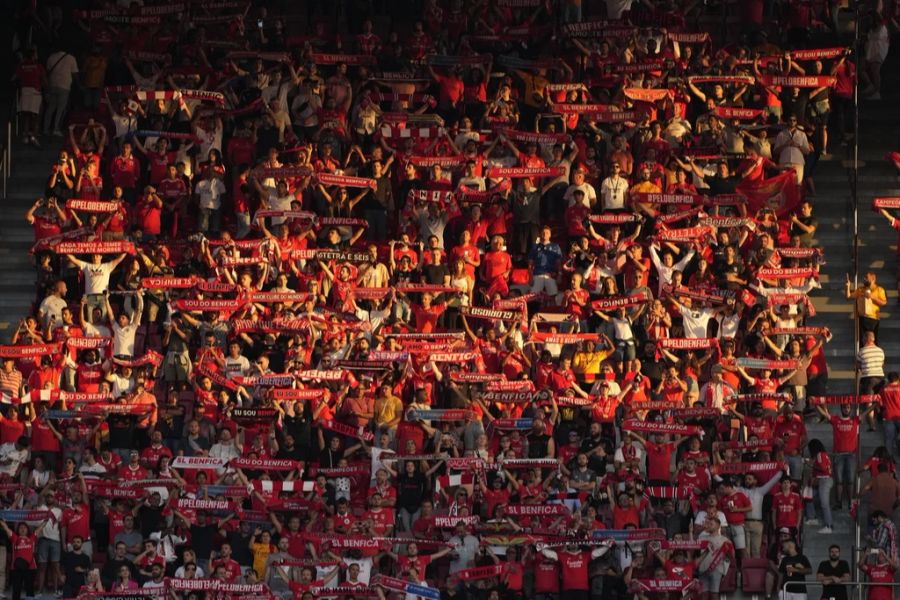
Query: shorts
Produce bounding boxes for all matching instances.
[729,524,746,550]
[36,538,61,563]
[19,87,42,114]
[616,339,636,361]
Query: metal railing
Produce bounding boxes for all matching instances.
[1,121,10,200]
[784,578,900,599]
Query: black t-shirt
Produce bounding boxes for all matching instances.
[397,471,427,511]
[422,263,448,286]
[189,523,218,560]
[138,505,165,539]
[817,559,850,600]
[226,530,253,566]
[779,553,811,593]
[61,551,91,595]
[107,413,137,449]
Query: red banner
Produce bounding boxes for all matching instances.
[55,241,135,254]
[486,166,566,179]
[65,199,120,213]
[736,170,801,218]
[760,74,836,88]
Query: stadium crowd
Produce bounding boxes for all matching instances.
[6,0,900,599]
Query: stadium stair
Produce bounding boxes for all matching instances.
[795,96,898,589]
[0,136,60,338]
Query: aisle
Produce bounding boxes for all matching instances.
[800,96,899,578]
[0,137,62,339]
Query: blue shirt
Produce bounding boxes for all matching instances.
[528,242,562,275]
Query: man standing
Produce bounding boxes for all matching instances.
[815,545,850,600]
[528,225,562,297]
[43,45,79,136]
[777,538,811,600]
[880,372,900,459]
[856,331,886,402]
[738,470,783,558]
[846,272,887,341]
[772,113,811,185]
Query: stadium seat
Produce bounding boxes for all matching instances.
[741,558,769,598]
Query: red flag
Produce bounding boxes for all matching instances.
[736,170,801,218]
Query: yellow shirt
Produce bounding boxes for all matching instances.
[851,285,886,319]
[374,394,403,427]
[516,70,549,108]
[629,181,662,195]
[250,542,273,579]
[572,349,612,381]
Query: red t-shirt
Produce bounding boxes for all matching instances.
[62,505,91,543]
[482,250,511,281]
[881,382,900,419]
[16,62,44,89]
[0,416,26,445]
[211,557,242,582]
[532,556,560,593]
[559,550,590,591]
[110,155,140,188]
[32,216,62,241]
[136,198,162,235]
[411,303,445,333]
[772,491,802,528]
[436,74,465,105]
[718,491,751,525]
[31,417,61,452]
[861,563,896,600]
[645,441,676,481]
[830,416,859,453]
[11,533,37,569]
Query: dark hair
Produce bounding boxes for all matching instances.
[808,438,826,457]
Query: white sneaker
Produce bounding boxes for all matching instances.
[805,518,821,525]
[818,526,833,534]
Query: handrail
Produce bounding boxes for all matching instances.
[784,577,900,600]
[850,1,863,573]
[1,121,10,200]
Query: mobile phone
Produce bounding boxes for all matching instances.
[257,19,264,29]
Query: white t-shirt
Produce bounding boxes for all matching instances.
[679,306,716,339]
[0,443,28,477]
[605,0,635,19]
[80,262,117,295]
[600,176,628,210]
[565,182,598,207]
[112,320,140,357]
[38,295,67,327]
[109,372,134,398]
[224,355,251,379]
[267,189,295,225]
[46,52,79,90]
[195,178,226,210]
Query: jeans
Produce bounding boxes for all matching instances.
[199,207,220,234]
[833,453,855,485]
[785,454,804,480]
[530,273,558,296]
[397,507,420,532]
[804,476,833,527]
[83,87,101,109]
[563,2,582,23]
[235,211,251,239]
[43,86,70,133]
[364,209,388,241]
[884,419,900,459]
